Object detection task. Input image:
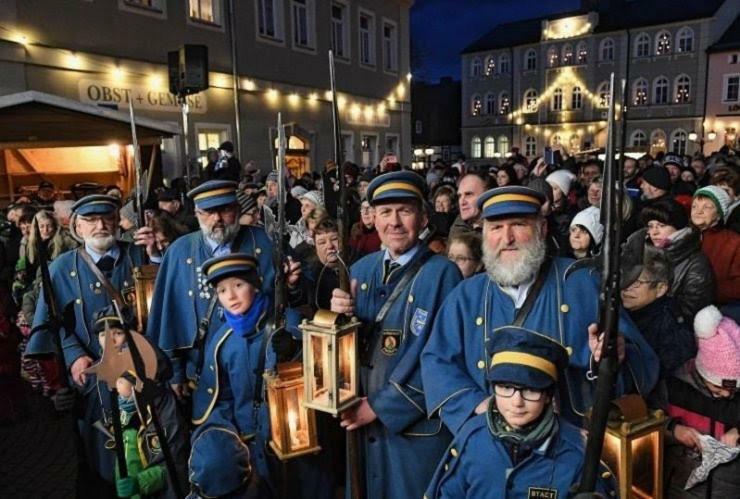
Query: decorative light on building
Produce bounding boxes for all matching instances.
[485,57,495,76]
[363,105,374,121]
[112,66,125,82]
[396,82,406,99]
[350,103,361,120]
[377,102,386,115]
[266,88,280,103]
[707,130,717,141]
[406,72,412,81]
[148,73,164,89]
[243,79,257,91]
[288,93,300,106]
[337,95,347,109]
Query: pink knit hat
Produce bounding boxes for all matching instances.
[694,305,740,389]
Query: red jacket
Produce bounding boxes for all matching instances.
[700,225,740,304]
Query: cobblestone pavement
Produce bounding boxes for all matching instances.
[0,380,77,498]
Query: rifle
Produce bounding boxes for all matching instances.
[128,100,147,234]
[329,49,364,499]
[572,72,623,495]
[273,112,288,330]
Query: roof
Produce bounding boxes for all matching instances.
[462,0,725,55]
[708,14,740,53]
[0,90,179,148]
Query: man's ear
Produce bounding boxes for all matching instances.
[655,281,669,299]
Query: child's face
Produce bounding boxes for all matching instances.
[494,384,550,429]
[97,327,126,350]
[216,277,257,315]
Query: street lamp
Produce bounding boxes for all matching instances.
[424,148,435,169]
[688,130,706,155]
[707,130,717,141]
[688,131,698,142]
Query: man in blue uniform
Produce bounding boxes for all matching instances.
[425,327,614,498]
[421,186,659,433]
[146,180,300,397]
[25,194,158,493]
[331,171,463,499]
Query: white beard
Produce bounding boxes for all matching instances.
[85,234,116,253]
[483,232,546,287]
[202,221,239,245]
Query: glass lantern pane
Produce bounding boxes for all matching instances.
[285,386,309,451]
[310,335,331,406]
[267,384,282,448]
[631,433,657,496]
[338,332,356,403]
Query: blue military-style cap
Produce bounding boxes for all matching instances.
[366,171,427,205]
[486,327,568,390]
[476,186,545,220]
[187,180,238,210]
[189,425,251,498]
[71,194,121,216]
[202,253,261,289]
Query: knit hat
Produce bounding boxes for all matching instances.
[662,154,683,168]
[641,167,671,192]
[290,185,308,199]
[119,200,136,224]
[570,206,604,245]
[218,141,235,153]
[639,198,688,230]
[546,169,576,196]
[236,191,257,215]
[299,190,323,207]
[693,185,731,219]
[693,305,740,390]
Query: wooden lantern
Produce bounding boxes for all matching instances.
[300,309,360,415]
[133,264,158,332]
[601,395,666,499]
[264,362,321,460]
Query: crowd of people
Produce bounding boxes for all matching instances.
[0,139,738,498]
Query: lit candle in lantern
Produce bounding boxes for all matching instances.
[288,409,299,447]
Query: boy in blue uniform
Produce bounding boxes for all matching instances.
[421,186,658,432]
[425,327,614,498]
[331,171,463,499]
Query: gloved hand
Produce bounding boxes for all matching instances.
[116,476,139,498]
[271,328,300,363]
[51,387,76,412]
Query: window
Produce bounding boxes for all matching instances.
[470,57,482,77]
[485,55,496,76]
[676,27,694,53]
[671,129,688,155]
[257,0,283,40]
[331,2,349,59]
[499,92,510,114]
[524,89,538,113]
[562,44,574,65]
[197,126,230,167]
[385,134,399,158]
[571,86,582,109]
[650,129,667,155]
[471,94,482,116]
[499,53,510,74]
[632,78,648,106]
[525,49,537,70]
[634,33,650,58]
[292,0,315,50]
[630,130,648,148]
[484,136,496,158]
[731,54,739,64]
[498,135,509,155]
[599,38,614,61]
[547,46,559,67]
[471,136,482,158]
[597,81,611,108]
[189,0,220,24]
[552,88,563,111]
[359,11,375,66]
[382,20,398,72]
[656,30,671,55]
[674,74,691,103]
[525,136,537,157]
[577,41,588,64]
[415,120,422,134]
[124,0,163,10]
[653,76,669,104]
[485,93,496,115]
[724,74,740,102]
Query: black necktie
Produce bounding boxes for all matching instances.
[383,261,401,284]
[97,255,115,273]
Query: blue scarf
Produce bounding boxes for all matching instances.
[223,293,268,337]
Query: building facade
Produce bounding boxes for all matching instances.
[0,0,413,180]
[706,15,740,152]
[411,76,461,166]
[460,0,740,166]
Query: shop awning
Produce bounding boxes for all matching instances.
[0,90,180,149]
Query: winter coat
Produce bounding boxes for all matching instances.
[623,227,716,319]
[699,225,740,304]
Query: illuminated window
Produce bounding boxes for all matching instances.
[189,0,219,24]
[499,53,510,74]
[524,89,538,113]
[597,81,611,108]
[525,136,537,157]
[599,38,614,61]
[485,55,496,76]
[499,92,510,114]
[671,129,687,155]
[650,129,667,155]
[484,136,496,158]
[676,27,693,53]
[547,46,559,67]
[197,127,230,167]
[471,136,482,158]
[572,86,582,109]
[577,41,588,64]
[471,95,482,116]
[632,78,648,106]
[525,49,537,70]
[634,33,650,58]
[485,93,496,115]
[674,74,691,103]
[562,44,574,65]
[653,76,669,104]
[498,135,509,154]
[552,88,563,111]
[631,130,647,148]
[470,57,482,77]
[656,30,671,55]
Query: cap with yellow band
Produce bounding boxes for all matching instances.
[188,180,238,210]
[477,186,545,220]
[202,253,261,289]
[367,171,427,205]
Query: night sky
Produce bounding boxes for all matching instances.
[410,0,580,82]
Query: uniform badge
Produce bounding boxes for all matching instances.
[122,287,137,306]
[146,431,162,454]
[410,308,428,336]
[528,487,557,499]
[381,330,401,356]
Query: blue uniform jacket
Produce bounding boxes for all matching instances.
[146,226,274,383]
[26,242,146,481]
[350,245,462,499]
[424,413,614,499]
[421,258,659,433]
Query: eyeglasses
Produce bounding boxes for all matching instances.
[625,279,660,290]
[494,384,545,402]
[78,214,117,226]
[448,255,478,264]
[195,205,238,218]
